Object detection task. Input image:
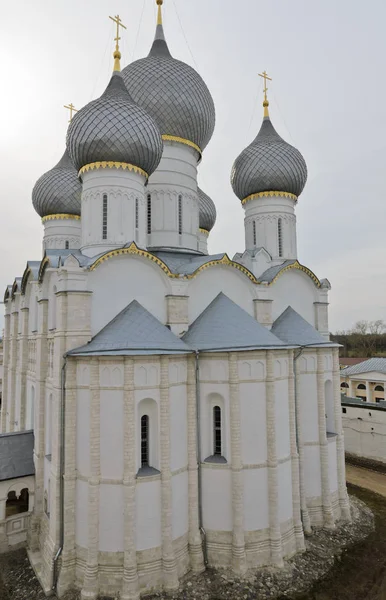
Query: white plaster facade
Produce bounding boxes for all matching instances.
[342,400,386,463]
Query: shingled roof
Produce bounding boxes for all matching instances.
[0,431,35,481]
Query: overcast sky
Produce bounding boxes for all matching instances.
[0,0,385,333]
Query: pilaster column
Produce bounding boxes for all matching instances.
[294,356,311,535]
[121,358,140,600]
[19,307,29,430]
[229,353,247,575]
[332,349,351,521]
[1,312,11,433]
[187,356,204,572]
[81,359,100,600]
[287,350,305,550]
[160,356,179,591]
[266,351,283,566]
[58,358,78,595]
[8,307,19,432]
[365,381,371,402]
[316,350,334,529]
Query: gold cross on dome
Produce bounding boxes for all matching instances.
[258,71,272,103]
[64,103,78,122]
[109,14,127,46]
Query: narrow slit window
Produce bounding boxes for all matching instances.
[102,194,108,240]
[278,218,283,257]
[65,240,69,250]
[141,415,149,467]
[178,194,183,235]
[253,220,256,246]
[213,406,222,456]
[147,194,152,234]
[135,198,139,230]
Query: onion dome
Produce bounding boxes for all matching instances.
[121,0,215,154]
[198,187,216,232]
[66,22,163,178]
[231,78,307,202]
[32,149,81,218]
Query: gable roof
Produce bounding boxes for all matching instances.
[68,300,191,356]
[0,431,35,481]
[271,306,334,346]
[182,292,285,351]
[341,357,386,377]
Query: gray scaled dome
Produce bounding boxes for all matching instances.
[66,72,163,176]
[231,115,308,201]
[198,187,216,232]
[121,13,215,153]
[32,149,81,218]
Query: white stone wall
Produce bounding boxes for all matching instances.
[81,167,147,257]
[342,403,386,463]
[147,141,200,251]
[43,218,81,252]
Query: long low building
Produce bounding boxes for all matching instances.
[340,358,386,403]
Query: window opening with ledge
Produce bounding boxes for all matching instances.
[213,406,222,455]
[178,194,183,235]
[65,240,69,250]
[6,488,29,517]
[141,414,149,467]
[102,194,108,240]
[253,220,256,246]
[278,218,283,257]
[147,193,152,234]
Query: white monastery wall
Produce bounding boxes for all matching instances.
[270,270,317,325]
[188,269,256,324]
[342,403,386,463]
[89,256,170,335]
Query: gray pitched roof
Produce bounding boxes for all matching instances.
[182,293,285,351]
[0,431,34,481]
[259,260,296,283]
[341,358,386,377]
[68,300,191,356]
[271,306,334,346]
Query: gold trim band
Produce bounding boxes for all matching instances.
[242,191,298,205]
[42,213,81,223]
[162,135,202,155]
[199,228,209,236]
[79,162,148,179]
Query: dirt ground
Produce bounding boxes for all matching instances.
[1,473,386,600]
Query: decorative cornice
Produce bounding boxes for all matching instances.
[162,135,202,155]
[42,214,81,224]
[78,162,148,179]
[188,254,259,284]
[242,191,298,206]
[199,228,209,236]
[21,268,32,296]
[267,260,321,288]
[89,242,177,277]
[38,256,51,283]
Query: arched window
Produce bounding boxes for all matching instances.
[357,384,366,390]
[135,198,139,230]
[65,240,69,250]
[213,406,222,456]
[340,382,349,388]
[6,488,29,517]
[147,193,152,234]
[278,218,283,257]
[141,415,149,467]
[375,385,384,392]
[178,194,183,235]
[253,220,256,246]
[102,194,108,240]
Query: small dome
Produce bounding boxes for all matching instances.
[67,72,163,176]
[32,150,81,218]
[231,116,307,201]
[122,20,215,153]
[198,187,216,232]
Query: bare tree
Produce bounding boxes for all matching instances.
[369,320,385,335]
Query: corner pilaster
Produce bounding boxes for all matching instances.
[332,349,351,521]
[316,350,334,529]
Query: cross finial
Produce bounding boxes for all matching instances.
[64,103,78,123]
[109,14,127,72]
[156,0,164,26]
[258,70,272,117]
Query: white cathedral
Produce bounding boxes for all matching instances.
[0,2,351,598]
